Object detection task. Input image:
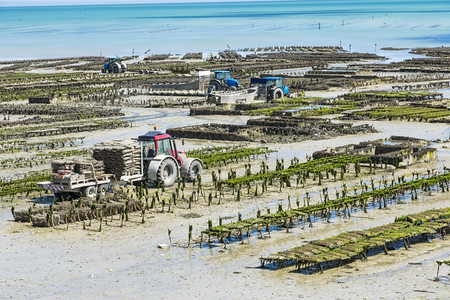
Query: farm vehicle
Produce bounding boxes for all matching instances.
[250,77,290,101]
[206,72,292,104]
[37,131,202,200]
[101,57,127,73]
[207,70,242,93]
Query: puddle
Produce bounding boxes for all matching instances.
[33,195,55,205]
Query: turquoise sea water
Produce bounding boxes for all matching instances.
[0,0,449,60]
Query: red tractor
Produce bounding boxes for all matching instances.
[130,131,203,187]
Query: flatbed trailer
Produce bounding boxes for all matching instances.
[37,174,115,200]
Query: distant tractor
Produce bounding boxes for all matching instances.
[101,57,127,73]
[250,77,290,101]
[207,70,241,93]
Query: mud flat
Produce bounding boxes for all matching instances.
[1,120,450,300]
[2,165,449,299]
[1,46,450,299]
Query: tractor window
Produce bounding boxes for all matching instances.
[266,80,275,86]
[275,78,282,87]
[157,138,172,156]
[142,141,156,158]
[215,72,224,80]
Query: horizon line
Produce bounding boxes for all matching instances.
[0,0,276,8]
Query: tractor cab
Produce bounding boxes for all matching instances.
[262,77,280,89]
[137,131,185,164]
[108,57,120,64]
[213,70,240,89]
[214,70,231,81]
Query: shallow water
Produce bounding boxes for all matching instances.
[1,0,449,60]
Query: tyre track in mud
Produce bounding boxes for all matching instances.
[120,109,188,123]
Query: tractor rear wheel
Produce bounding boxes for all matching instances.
[112,63,120,73]
[186,160,202,181]
[157,158,178,187]
[272,88,283,100]
[208,80,221,93]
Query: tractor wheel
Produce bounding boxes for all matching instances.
[208,80,221,93]
[83,186,97,198]
[157,158,178,187]
[229,86,237,91]
[186,159,202,181]
[112,63,120,73]
[101,68,106,73]
[272,88,283,100]
[98,184,108,196]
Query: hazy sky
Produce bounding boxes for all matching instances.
[1,0,261,7]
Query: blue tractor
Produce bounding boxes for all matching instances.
[101,57,127,73]
[250,77,290,101]
[207,70,241,93]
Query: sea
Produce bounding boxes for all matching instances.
[0,0,449,61]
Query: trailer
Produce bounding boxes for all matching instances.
[207,87,258,104]
[37,170,114,200]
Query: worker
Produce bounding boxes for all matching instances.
[143,143,155,158]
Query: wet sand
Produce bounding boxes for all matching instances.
[1,105,449,299]
[1,181,449,299]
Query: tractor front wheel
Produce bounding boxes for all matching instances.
[186,160,202,181]
[157,158,178,187]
